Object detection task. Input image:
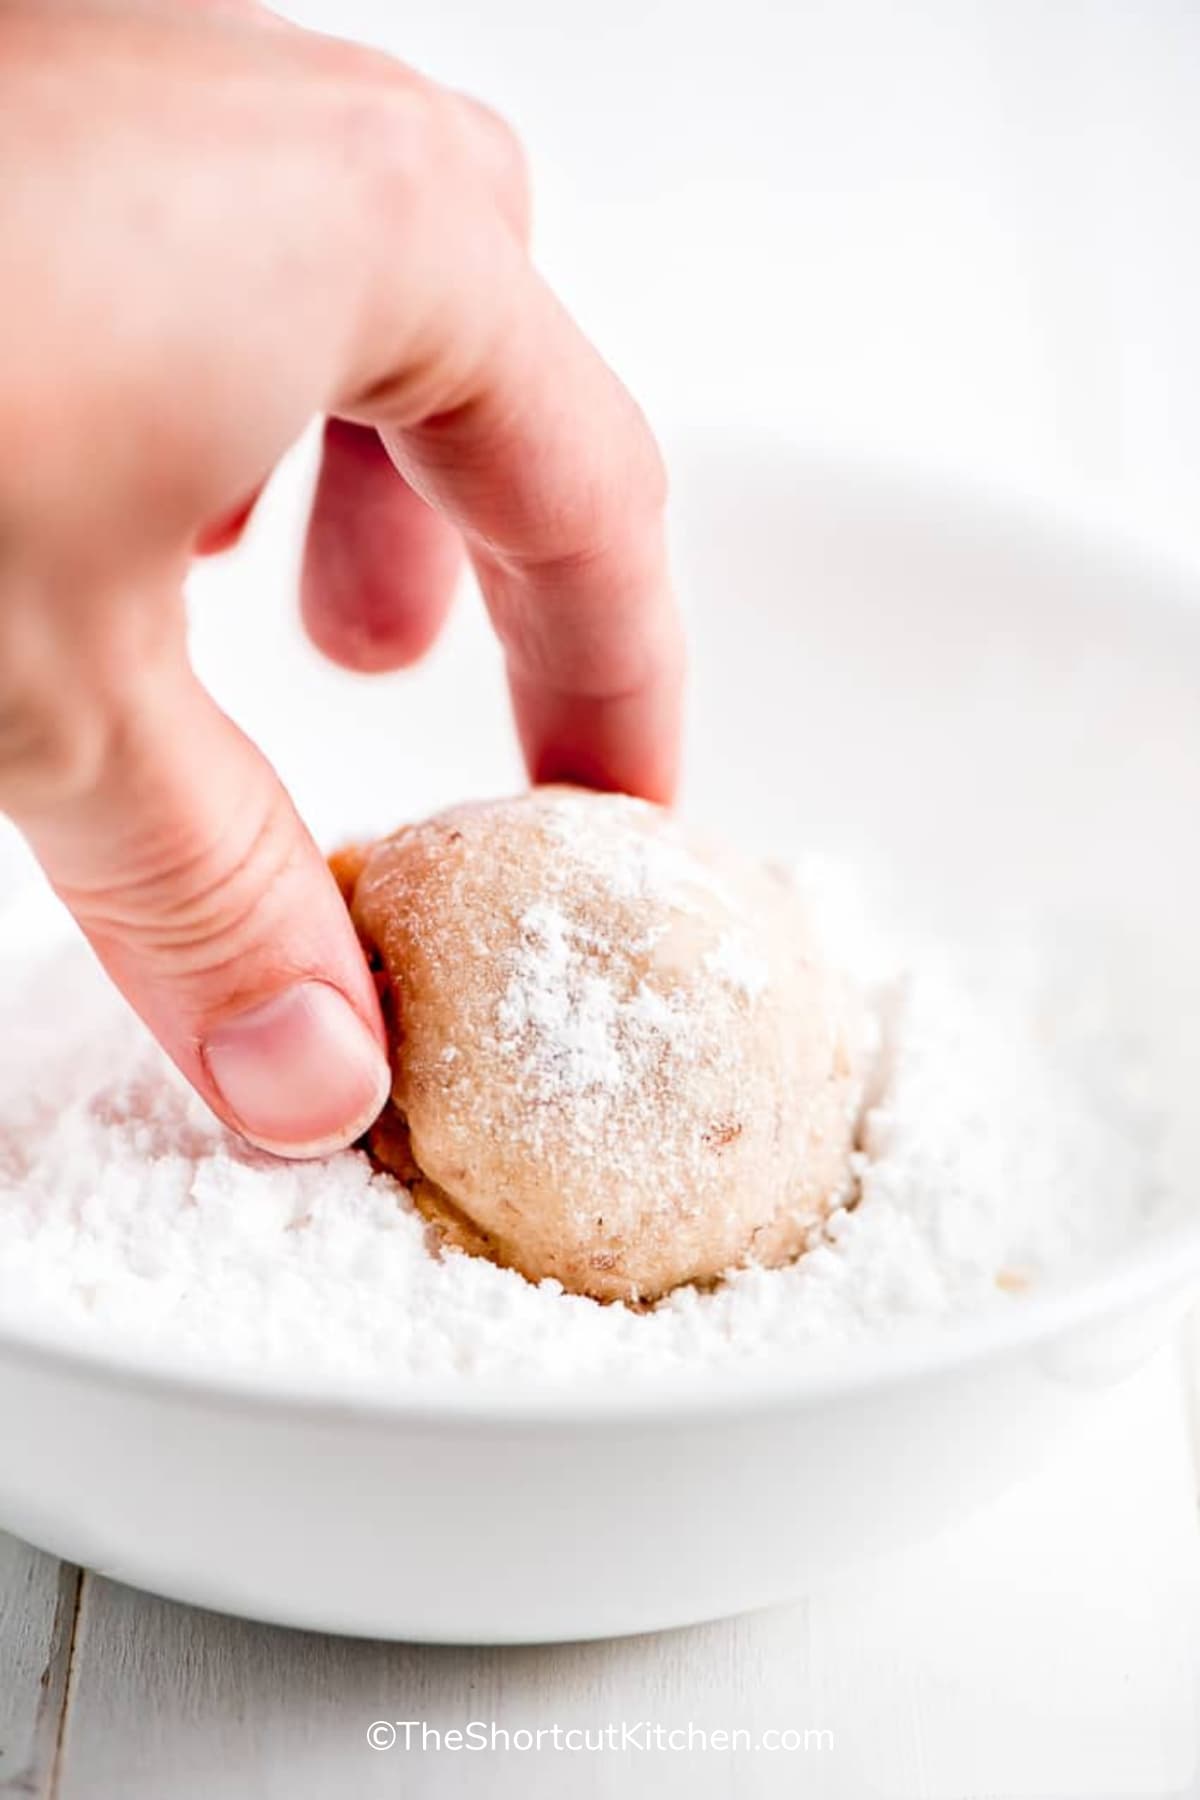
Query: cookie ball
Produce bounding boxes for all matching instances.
[342,787,866,1303]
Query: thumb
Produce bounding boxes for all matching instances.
[15,654,390,1160]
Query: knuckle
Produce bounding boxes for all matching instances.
[333,57,447,210]
[65,798,303,987]
[307,32,422,97]
[502,419,668,582]
[330,58,527,237]
[453,96,531,234]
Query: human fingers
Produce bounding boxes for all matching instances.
[365,268,685,801]
[300,420,461,672]
[3,6,680,1173]
[299,94,528,677]
[7,601,391,1158]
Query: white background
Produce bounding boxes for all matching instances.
[281,0,1200,562]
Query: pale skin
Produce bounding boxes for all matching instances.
[0,1,683,1157]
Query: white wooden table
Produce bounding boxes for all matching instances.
[4,3,1200,1795]
[3,1331,1198,1798]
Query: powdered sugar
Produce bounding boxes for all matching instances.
[0,865,1168,1392]
[495,900,699,1106]
[536,788,739,913]
[704,932,770,1000]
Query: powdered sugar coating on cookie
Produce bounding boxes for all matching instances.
[350,788,867,1302]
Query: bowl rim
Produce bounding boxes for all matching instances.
[3,441,1200,1429]
[0,1220,1197,1426]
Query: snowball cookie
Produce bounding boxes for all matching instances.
[342,787,867,1304]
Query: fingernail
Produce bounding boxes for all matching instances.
[202,982,391,1159]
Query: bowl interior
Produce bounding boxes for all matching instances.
[671,443,1200,1237]
[4,435,1200,1408]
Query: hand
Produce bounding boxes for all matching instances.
[0,2,683,1158]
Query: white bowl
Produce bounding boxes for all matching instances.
[2,443,1199,1643]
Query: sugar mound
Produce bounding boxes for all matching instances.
[0,867,1164,1392]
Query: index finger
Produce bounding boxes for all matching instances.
[342,248,684,802]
